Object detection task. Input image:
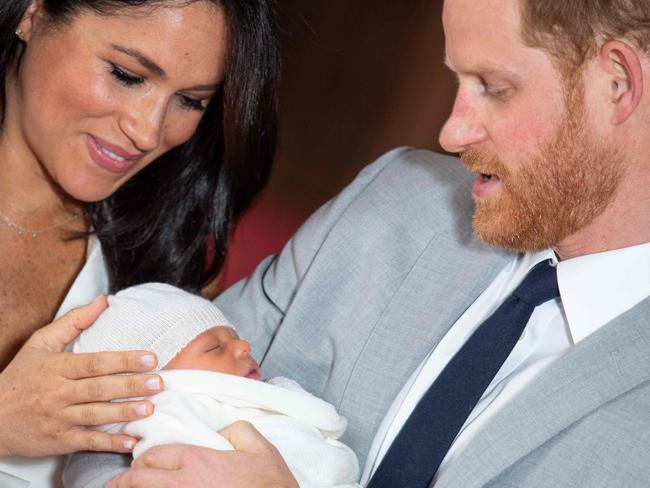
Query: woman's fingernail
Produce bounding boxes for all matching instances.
[123,439,135,450]
[135,404,148,416]
[146,377,161,391]
[140,354,156,368]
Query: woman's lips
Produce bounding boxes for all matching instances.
[472,173,502,198]
[86,135,141,174]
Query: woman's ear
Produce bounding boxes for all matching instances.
[17,1,45,43]
[598,39,644,125]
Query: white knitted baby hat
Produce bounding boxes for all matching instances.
[72,283,232,369]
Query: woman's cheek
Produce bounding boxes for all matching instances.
[50,56,115,120]
[164,111,204,148]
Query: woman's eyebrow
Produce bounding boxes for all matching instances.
[110,44,166,78]
[186,83,220,92]
[110,44,219,92]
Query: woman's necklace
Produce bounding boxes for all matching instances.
[0,208,81,238]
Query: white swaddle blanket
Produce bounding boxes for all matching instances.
[100,369,360,488]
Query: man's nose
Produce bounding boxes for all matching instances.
[438,94,488,153]
[119,94,166,152]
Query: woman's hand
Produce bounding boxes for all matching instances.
[107,421,299,488]
[0,296,163,458]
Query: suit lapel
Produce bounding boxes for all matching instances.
[338,233,511,465]
[436,297,650,488]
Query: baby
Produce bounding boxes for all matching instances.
[70,283,360,488]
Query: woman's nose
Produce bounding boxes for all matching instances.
[438,93,488,153]
[119,94,166,152]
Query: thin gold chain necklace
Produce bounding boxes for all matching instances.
[0,208,81,238]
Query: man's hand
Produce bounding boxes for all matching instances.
[0,296,163,457]
[107,421,299,488]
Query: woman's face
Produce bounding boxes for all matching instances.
[10,1,226,202]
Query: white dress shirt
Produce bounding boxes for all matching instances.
[361,242,650,485]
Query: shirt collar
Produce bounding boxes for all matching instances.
[556,242,650,345]
[518,249,557,275]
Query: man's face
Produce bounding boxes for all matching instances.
[439,0,623,252]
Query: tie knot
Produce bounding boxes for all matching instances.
[512,260,559,307]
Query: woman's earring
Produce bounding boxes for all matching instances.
[15,28,24,41]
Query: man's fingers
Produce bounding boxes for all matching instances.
[132,444,196,470]
[65,351,158,379]
[64,400,154,426]
[108,468,181,488]
[28,296,108,352]
[72,373,163,402]
[68,429,138,454]
[219,421,270,453]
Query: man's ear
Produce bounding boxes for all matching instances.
[17,1,44,43]
[598,40,644,125]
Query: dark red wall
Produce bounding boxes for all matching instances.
[221,0,456,287]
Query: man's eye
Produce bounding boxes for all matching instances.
[487,88,511,100]
[479,78,512,101]
[109,63,144,87]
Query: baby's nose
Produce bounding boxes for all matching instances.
[229,338,252,358]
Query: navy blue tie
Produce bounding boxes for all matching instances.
[367,260,559,488]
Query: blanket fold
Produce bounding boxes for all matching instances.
[102,370,360,488]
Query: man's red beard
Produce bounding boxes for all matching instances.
[461,84,623,253]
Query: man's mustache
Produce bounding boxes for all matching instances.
[461,150,511,179]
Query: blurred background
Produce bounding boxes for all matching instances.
[220,0,457,287]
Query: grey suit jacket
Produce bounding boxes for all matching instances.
[66,148,650,487]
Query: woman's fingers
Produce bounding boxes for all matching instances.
[64,350,158,379]
[71,372,162,402]
[63,400,154,427]
[27,295,108,352]
[0,296,162,457]
[66,428,139,454]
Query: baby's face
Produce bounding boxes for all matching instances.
[165,326,261,380]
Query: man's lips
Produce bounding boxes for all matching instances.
[472,172,502,198]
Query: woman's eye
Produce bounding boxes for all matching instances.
[109,63,144,87]
[179,95,207,112]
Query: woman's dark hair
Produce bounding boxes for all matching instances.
[0,0,279,293]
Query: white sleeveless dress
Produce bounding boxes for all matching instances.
[0,236,108,487]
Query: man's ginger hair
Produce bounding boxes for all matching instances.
[520,0,650,72]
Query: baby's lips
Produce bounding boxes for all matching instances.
[246,363,261,380]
